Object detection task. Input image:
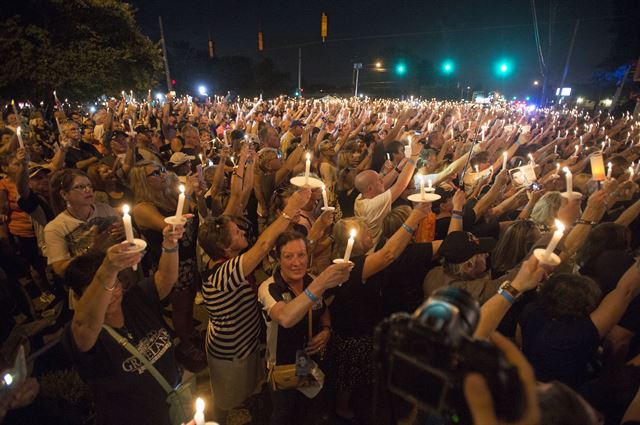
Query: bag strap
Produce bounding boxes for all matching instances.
[102,324,174,394]
[307,309,312,341]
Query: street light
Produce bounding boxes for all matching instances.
[198,85,207,96]
[375,61,382,68]
[533,80,539,86]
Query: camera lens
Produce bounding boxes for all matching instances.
[415,287,480,337]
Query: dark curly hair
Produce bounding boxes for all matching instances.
[537,273,602,320]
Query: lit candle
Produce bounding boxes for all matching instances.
[419,175,425,200]
[427,179,433,192]
[580,135,583,145]
[590,153,606,181]
[175,185,185,219]
[129,119,134,134]
[601,141,606,152]
[563,167,573,196]
[543,219,565,261]
[199,153,206,166]
[629,166,634,182]
[122,205,135,244]
[343,228,356,262]
[554,145,558,154]
[386,153,391,161]
[502,151,508,170]
[321,184,329,208]
[607,162,612,179]
[53,90,59,103]
[230,156,236,167]
[194,398,205,425]
[304,152,311,185]
[474,165,479,174]
[555,163,560,176]
[16,127,24,148]
[528,153,535,167]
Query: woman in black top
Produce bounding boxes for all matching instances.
[130,160,205,372]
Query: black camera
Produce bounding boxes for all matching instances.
[374,287,525,423]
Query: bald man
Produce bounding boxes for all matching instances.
[354,137,423,247]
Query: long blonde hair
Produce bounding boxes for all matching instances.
[129,160,178,209]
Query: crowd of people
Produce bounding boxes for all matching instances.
[1,90,640,425]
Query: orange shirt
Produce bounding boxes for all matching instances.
[0,178,35,238]
[415,212,436,243]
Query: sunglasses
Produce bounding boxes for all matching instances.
[146,167,167,178]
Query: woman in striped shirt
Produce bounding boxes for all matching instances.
[197,188,311,425]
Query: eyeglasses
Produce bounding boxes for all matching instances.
[146,167,167,178]
[71,184,93,192]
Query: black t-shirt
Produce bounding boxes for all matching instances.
[17,189,54,220]
[381,243,434,315]
[64,142,103,168]
[435,217,450,241]
[329,255,384,338]
[519,302,600,388]
[63,277,180,425]
[337,189,359,218]
[260,270,327,365]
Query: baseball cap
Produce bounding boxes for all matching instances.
[169,152,196,167]
[110,130,128,140]
[439,231,496,264]
[28,164,51,179]
[290,120,303,128]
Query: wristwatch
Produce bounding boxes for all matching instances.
[499,280,521,300]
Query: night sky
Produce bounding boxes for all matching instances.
[129,0,617,96]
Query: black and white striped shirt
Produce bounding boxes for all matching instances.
[202,255,262,360]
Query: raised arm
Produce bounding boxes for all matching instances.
[389,137,422,201]
[70,244,142,352]
[363,202,431,280]
[153,225,184,300]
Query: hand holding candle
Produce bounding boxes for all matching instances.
[16,127,24,148]
[321,184,329,208]
[304,152,311,185]
[122,204,135,244]
[543,219,565,261]
[563,167,573,196]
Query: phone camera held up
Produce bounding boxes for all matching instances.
[374,287,525,424]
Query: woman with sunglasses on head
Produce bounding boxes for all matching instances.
[129,160,206,372]
[63,225,187,425]
[44,169,124,279]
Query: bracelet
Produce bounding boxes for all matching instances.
[281,212,294,221]
[452,214,463,220]
[394,166,402,174]
[575,218,597,226]
[304,288,319,303]
[407,158,416,166]
[498,288,515,304]
[103,282,117,291]
[401,223,415,235]
[161,245,179,253]
[452,210,463,216]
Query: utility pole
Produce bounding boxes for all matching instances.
[558,20,579,99]
[158,16,172,92]
[298,48,302,94]
[354,63,363,97]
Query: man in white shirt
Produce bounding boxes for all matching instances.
[354,137,423,247]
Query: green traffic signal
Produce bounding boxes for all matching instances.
[442,60,454,74]
[395,63,406,75]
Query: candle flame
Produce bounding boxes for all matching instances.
[563,167,571,175]
[196,397,204,413]
[122,204,130,214]
[554,219,565,233]
[321,184,326,191]
[349,228,357,238]
[179,184,185,194]
[503,151,507,158]
[306,152,311,160]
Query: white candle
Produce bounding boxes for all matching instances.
[194,398,205,425]
[53,90,59,103]
[122,204,135,244]
[544,219,565,260]
[502,151,508,170]
[418,175,426,200]
[386,153,391,161]
[304,152,311,185]
[574,145,579,157]
[607,162,612,179]
[474,165,479,175]
[16,127,24,148]
[563,167,573,196]
[629,166,635,182]
[230,156,236,167]
[555,163,560,176]
[601,141,606,152]
[528,153,535,167]
[554,145,558,154]
[580,135,583,145]
[199,153,206,166]
[129,119,134,134]
[176,185,185,219]
[427,179,433,192]
[343,228,356,262]
[321,184,329,208]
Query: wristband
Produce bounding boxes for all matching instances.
[452,210,463,216]
[401,223,415,235]
[575,218,597,226]
[304,288,319,304]
[498,288,516,304]
[407,158,416,166]
[161,245,179,253]
[451,214,463,220]
[103,282,117,291]
[394,166,402,174]
[281,212,294,221]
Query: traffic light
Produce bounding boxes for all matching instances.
[442,60,454,74]
[258,31,264,51]
[395,63,406,75]
[321,13,328,42]
[495,60,513,77]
